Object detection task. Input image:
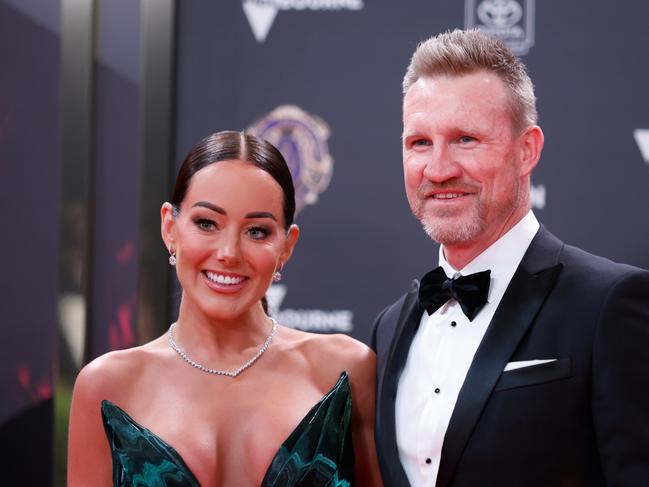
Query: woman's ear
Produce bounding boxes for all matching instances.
[280,224,300,265]
[161,202,176,251]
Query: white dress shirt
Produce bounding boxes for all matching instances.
[395,211,540,486]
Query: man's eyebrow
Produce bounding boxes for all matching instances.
[192,201,225,214]
[245,212,277,221]
[401,130,419,141]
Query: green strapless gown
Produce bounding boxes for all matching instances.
[101,372,354,486]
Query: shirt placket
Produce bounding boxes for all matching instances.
[416,305,458,480]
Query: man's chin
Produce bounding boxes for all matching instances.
[421,217,483,246]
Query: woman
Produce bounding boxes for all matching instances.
[67,131,382,486]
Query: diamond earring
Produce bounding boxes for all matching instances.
[168,252,177,266]
[272,271,282,282]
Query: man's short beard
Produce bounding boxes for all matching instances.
[418,209,485,245]
[413,177,523,246]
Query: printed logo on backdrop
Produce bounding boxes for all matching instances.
[242,0,364,43]
[465,0,535,55]
[266,285,353,333]
[248,105,353,333]
[248,105,333,214]
[634,129,649,166]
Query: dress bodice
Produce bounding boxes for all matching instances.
[101,372,354,486]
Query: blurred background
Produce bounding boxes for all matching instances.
[1,0,648,485]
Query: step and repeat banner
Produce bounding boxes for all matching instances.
[1,1,648,483]
[174,0,649,344]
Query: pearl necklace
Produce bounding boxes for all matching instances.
[168,318,278,378]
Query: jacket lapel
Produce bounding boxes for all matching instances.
[436,227,564,487]
[378,281,422,486]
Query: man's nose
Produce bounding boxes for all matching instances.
[422,144,462,182]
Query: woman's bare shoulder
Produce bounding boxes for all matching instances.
[73,337,167,404]
[279,327,375,384]
[279,326,371,354]
[68,339,168,485]
[315,332,373,363]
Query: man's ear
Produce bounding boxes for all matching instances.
[518,125,544,178]
[161,202,176,251]
[279,224,300,267]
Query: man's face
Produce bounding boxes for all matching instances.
[402,71,529,251]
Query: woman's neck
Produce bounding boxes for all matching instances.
[173,297,273,360]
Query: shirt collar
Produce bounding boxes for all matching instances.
[438,210,540,302]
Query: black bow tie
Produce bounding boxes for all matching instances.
[419,267,491,321]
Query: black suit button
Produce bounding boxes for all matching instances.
[451,321,457,327]
[425,458,432,464]
[434,388,440,394]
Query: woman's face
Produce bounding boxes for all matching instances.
[162,160,298,321]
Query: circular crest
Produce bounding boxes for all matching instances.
[248,105,333,215]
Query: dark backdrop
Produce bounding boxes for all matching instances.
[1,1,648,484]
[175,0,649,344]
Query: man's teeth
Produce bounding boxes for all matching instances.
[434,193,464,199]
[205,271,244,285]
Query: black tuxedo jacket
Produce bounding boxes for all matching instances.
[371,227,649,487]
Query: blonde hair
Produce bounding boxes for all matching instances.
[403,29,537,132]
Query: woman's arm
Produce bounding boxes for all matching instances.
[67,359,116,487]
[329,336,384,487]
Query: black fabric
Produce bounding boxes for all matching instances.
[418,267,491,321]
[372,226,649,487]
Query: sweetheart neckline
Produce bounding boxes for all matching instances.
[101,371,350,485]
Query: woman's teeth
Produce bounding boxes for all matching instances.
[205,271,244,285]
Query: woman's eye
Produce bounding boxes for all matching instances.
[195,219,216,231]
[247,226,270,240]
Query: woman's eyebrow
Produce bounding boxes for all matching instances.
[245,212,277,221]
[192,201,225,214]
[192,202,277,221]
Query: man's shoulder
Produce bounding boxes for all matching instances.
[371,280,420,351]
[559,239,648,283]
[532,226,648,283]
[531,229,649,311]
[376,280,419,323]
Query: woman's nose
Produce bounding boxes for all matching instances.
[216,231,242,266]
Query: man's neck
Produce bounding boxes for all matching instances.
[442,210,530,270]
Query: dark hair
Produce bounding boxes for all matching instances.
[171,130,296,229]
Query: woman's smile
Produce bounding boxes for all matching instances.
[165,160,297,321]
[202,270,248,294]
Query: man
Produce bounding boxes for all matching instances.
[372,29,649,487]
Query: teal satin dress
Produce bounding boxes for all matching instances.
[101,372,354,486]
